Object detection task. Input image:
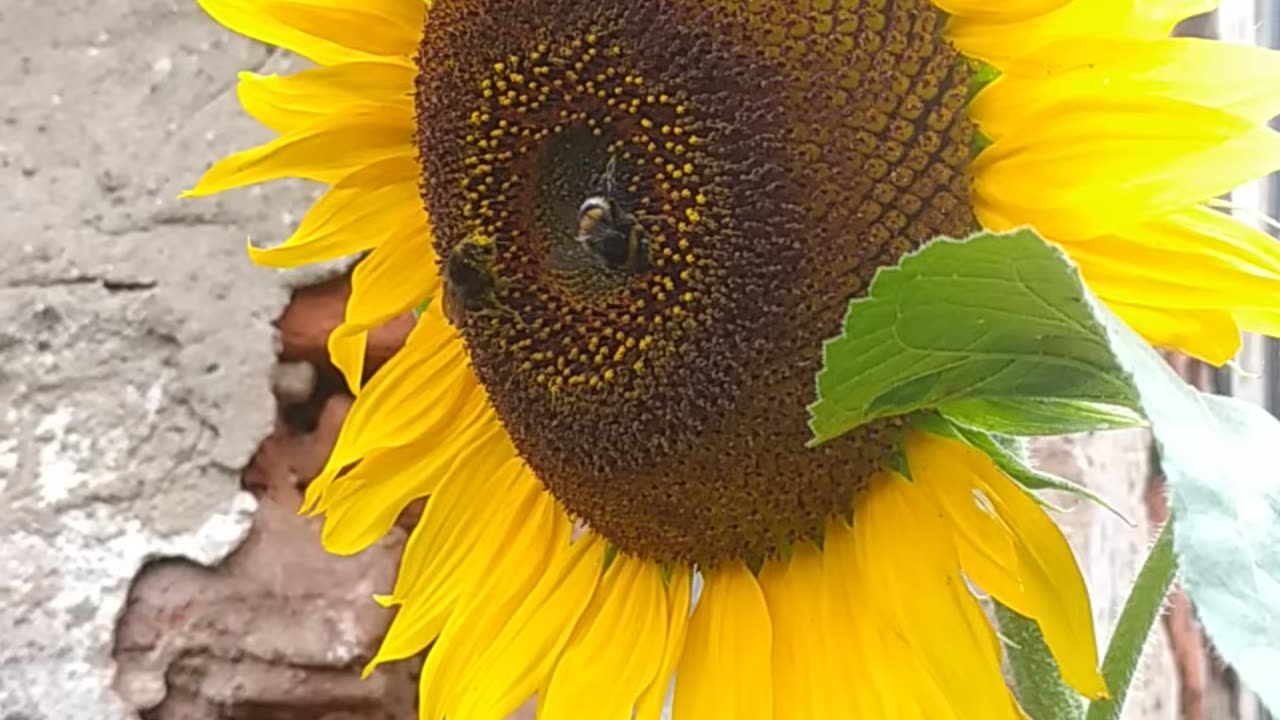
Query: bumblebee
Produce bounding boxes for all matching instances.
[441,232,521,328]
[576,157,651,273]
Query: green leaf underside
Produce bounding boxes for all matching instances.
[809,229,1140,445]
[1097,309,1280,714]
[942,397,1147,436]
[1085,521,1176,720]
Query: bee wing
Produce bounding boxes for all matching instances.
[603,155,618,195]
[441,283,463,327]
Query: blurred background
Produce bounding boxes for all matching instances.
[0,1,1276,718]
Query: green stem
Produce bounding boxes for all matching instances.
[1085,520,1177,720]
[997,603,1083,720]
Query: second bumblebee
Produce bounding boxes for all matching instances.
[441,232,522,328]
[575,157,652,274]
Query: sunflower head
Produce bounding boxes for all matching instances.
[416,0,977,564]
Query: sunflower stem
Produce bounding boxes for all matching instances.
[1085,519,1177,720]
[996,603,1083,720]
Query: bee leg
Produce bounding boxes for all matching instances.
[475,308,525,328]
[493,298,526,326]
[474,292,526,327]
[624,224,651,273]
[491,283,526,325]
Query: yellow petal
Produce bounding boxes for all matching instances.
[452,535,606,719]
[759,543,846,720]
[832,502,954,720]
[1062,223,1280,346]
[1050,205,1280,361]
[248,157,422,268]
[1070,242,1280,312]
[267,0,424,58]
[931,0,1070,22]
[237,60,415,133]
[196,0,374,65]
[974,98,1280,241]
[980,483,1108,699]
[1147,0,1220,22]
[634,565,693,720]
[820,520,891,718]
[384,451,523,603]
[306,367,488,515]
[539,555,667,720]
[311,310,479,492]
[1061,206,1280,277]
[1105,301,1240,365]
[856,472,1017,719]
[185,103,413,195]
[948,0,1217,68]
[1233,307,1280,337]
[917,457,1032,618]
[908,432,1108,699]
[672,563,772,720]
[365,459,528,673]
[973,39,1280,139]
[389,443,519,599]
[419,487,572,720]
[329,228,440,393]
[317,420,511,556]
[1151,206,1280,277]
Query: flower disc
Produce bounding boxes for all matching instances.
[415,0,977,564]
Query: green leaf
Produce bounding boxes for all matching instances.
[946,422,1132,525]
[809,229,1140,446]
[413,296,432,320]
[942,397,1147,436]
[810,226,1280,715]
[1097,311,1280,714]
[910,412,1130,522]
[1085,521,1176,720]
[997,602,1084,720]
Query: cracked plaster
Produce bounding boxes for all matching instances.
[0,1,338,716]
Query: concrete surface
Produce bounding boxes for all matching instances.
[0,0,321,716]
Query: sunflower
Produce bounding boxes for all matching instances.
[188,0,1280,717]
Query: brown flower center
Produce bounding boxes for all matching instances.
[415,0,977,565]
